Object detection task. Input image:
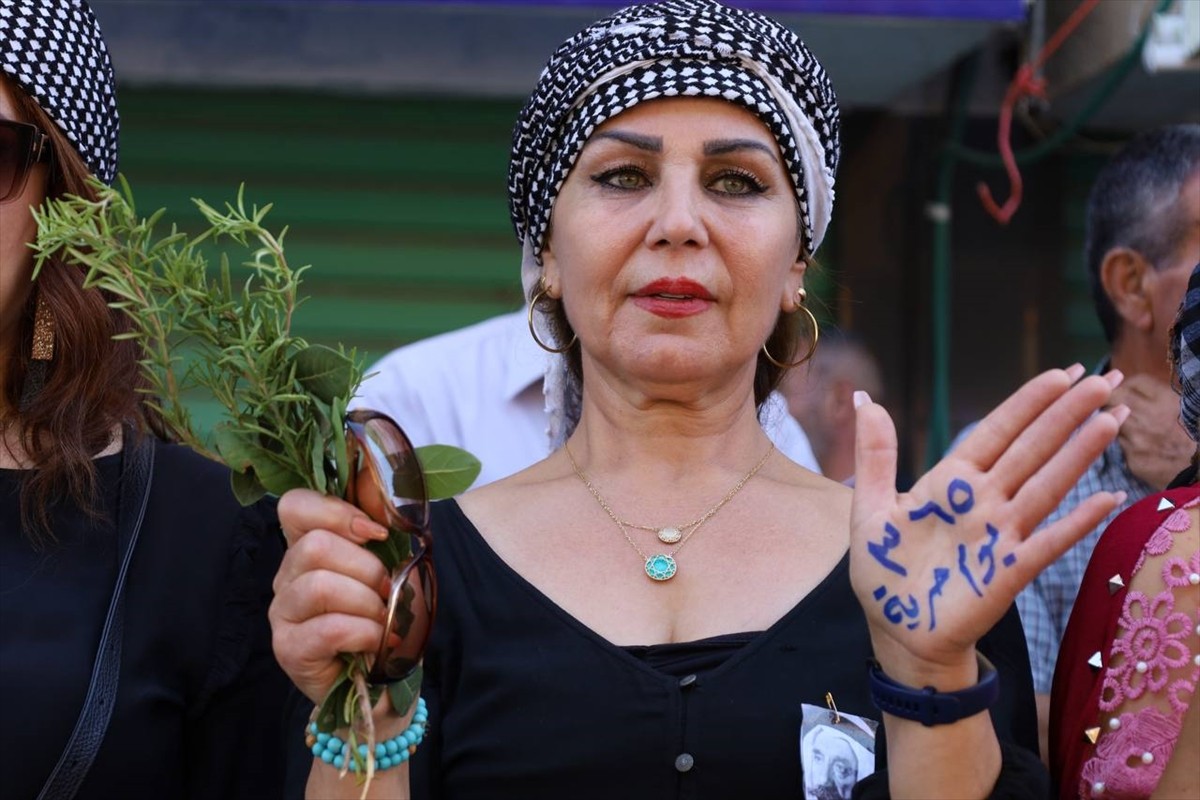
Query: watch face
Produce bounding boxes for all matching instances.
[800,703,879,800]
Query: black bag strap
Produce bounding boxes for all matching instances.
[36,432,155,800]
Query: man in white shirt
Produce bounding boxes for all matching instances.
[353,309,822,488]
[778,330,884,486]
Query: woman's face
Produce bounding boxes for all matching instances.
[0,79,46,354]
[543,96,805,398]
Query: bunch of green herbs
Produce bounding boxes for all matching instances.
[32,177,479,789]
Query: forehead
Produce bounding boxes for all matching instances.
[0,78,21,121]
[589,95,778,146]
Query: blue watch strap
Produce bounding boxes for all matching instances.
[867,652,999,727]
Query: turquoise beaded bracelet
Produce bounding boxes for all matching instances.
[307,697,428,773]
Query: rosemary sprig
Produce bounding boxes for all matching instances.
[32,177,479,790]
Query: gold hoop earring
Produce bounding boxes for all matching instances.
[32,292,55,361]
[761,294,819,369]
[527,280,577,354]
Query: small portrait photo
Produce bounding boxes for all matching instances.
[799,703,879,800]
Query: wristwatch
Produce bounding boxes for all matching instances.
[867,652,999,727]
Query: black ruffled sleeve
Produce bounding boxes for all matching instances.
[184,497,295,800]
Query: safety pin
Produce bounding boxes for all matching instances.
[825,692,841,724]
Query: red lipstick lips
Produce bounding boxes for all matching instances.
[632,278,714,318]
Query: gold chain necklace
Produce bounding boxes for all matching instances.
[565,441,775,581]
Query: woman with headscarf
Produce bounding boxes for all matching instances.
[1050,265,1200,800]
[0,2,294,797]
[270,2,1129,797]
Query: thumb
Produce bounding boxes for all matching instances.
[853,391,898,512]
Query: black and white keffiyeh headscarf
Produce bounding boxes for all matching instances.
[1175,264,1200,445]
[0,0,120,184]
[508,0,841,445]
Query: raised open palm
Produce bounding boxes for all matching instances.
[849,366,1129,671]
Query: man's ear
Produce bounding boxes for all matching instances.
[1100,247,1154,332]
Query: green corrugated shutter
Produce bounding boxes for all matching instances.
[117,87,526,432]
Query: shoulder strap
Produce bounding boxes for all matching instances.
[36,432,156,800]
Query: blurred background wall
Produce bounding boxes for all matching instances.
[87,0,1200,479]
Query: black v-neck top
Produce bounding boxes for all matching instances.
[407,499,1047,799]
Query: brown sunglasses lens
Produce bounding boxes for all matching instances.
[0,122,37,203]
[370,552,437,683]
[344,409,436,683]
[345,409,429,534]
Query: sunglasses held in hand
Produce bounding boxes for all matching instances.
[0,119,51,202]
[343,410,437,686]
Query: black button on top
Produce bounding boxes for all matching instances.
[674,753,695,772]
[678,674,697,688]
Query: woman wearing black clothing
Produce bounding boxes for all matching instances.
[271,3,1130,797]
[0,3,293,797]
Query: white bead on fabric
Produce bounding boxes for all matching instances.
[0,0,120,184]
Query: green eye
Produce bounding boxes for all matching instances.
[613,171,645,189]
[711,170,764,195]
[717,175,749,193]
[591,165,651,190]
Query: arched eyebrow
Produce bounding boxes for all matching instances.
[591,131,662,151]
[589,131,778,163]
[704,138,778,162]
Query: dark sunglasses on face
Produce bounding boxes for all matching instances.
[343,409,437,685]
[0,119,51,203]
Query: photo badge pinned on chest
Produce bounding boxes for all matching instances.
[800,698,879,800]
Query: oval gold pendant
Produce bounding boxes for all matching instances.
[657,526,682,544]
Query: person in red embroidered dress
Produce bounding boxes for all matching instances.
[1051,265,1200,799]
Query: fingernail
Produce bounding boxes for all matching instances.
[351,516,389,541]
[1104,369,1125,388]
[1112,490,1128,506]
[1110,404,1131,425]
[854,390,871,410]
[1065,363,1085,382]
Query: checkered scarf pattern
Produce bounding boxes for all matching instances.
[0,0,119,184]
[1176,264,1200,443]
[508,0,840,263]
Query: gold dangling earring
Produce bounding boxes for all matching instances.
[31,292,55,361]
[761,287,819,369]
[527,277,577,354]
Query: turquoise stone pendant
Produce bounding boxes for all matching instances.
[645,554,677,581]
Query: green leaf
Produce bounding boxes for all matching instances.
[385,665,423,717]
[212,423,260,471]
[308,427,328,495]
[314,661,354,732]
[250,451,311,496]
[292,344,355,404]
[365,531,412,573]
[415,445,482,499]
[230,468,267,506]
[331,395,350,497]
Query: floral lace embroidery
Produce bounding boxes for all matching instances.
[1082,498,1199,799]
[1079,707,1180,799]
[1133,508,1193,575]
[1162,548,1200,589]
[1099,591,1194,706]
